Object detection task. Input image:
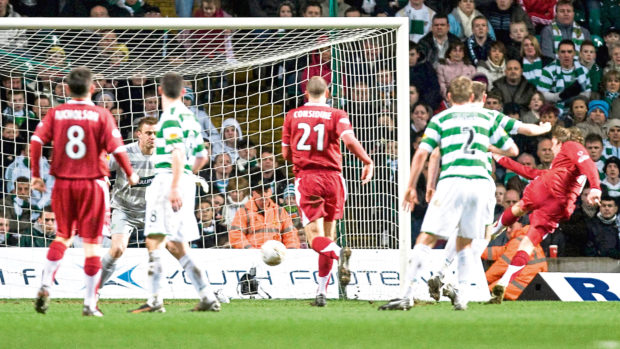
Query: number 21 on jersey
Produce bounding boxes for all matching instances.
[297,122,325,151]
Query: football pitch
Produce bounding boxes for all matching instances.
[1,299,618,348]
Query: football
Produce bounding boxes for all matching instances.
[261,240,287,266]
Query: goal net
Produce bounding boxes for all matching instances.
[0,17,410,300]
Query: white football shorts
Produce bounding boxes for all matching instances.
[144,172,199,242]
[420,177,495,240]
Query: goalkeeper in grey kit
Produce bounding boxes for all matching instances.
[99,116,159,287]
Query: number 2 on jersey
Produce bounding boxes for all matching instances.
[65,125,86,159]
[297,123,325,151]
[461,126,475,154]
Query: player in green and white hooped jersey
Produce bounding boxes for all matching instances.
[130,72,220,314]
[379,77,519,311]
[100,116,158,289]
[423,81,552,303]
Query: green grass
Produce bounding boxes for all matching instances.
[0,299,619,348]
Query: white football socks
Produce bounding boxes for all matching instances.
[84,269,101,310]
[147,249,163,306]
[497,264,525,287]
[403,244,431,300]
[179,254,217,303]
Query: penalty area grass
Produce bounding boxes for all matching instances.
[0,299,618,348]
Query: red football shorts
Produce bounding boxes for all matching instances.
[520,179,565,246]
[294,171,347,226]
[52,178,110,244]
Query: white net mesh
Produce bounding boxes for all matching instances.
[0,20,403,250]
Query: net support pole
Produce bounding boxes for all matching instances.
[395,18,412,293]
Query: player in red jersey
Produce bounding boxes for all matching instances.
[30,67,138,316]
[282,76,373,307]
[488,126,601,303]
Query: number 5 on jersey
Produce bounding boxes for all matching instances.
[297,123,325,151]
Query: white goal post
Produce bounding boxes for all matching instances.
[0,17,411,298]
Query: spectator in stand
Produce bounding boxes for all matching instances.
[97,30,130,67]
[585,195,620,258]
[194,199,227,248]
[2,90,34,131]
[235,139,258,176]
[213,118,243,163]
[182,86,221,148]
[603,43,620,76]
[89,5,109,17]
[503,188,521,209]
[343,6,361,17]
[190,0,235,61]
[540,0,591,60]
[521,36,551,88]
[302,1,322,17]
[410,102,431,141]
[539,103,562,129]
[0,214,16,246]
[248,0,297,17]
[491,59,537,113]
[483,223,547,300]
[93,91,116,111]
[505,20,528,60]
[538,40,591,112]
[483,90,503,111]
[604,118,620,160]
[141,88,159,119]
[13,176,50,226]
[580,40,603,94]
[206,152,236,195]
[1,121,23,172]
[476,41,506,90]
[418,14,461,68]
[17,207,56,248]
[465,15,494,66]
[536,137,555,169]
[409,42,441,109]
[494,182,506,215]
[597,27,620,69]
[561,96,589,127]
[503,152,536,187]
[112,0,147,17]
[448,0,496,41]
[250,147,288,198]
[228,182,300,249]
[300,45,333,95]
[0,0,27,49]
[522,91,545,124]
[480,0,533,44]
[592,71,620,120]
[5,143,54,195]
[585,133,606,180]
[576,100,608,141]
[20,92,47,135]
[436,41,476,99]
[395,0,436,43]
[221,177,250,229]
[176,0,196,17]
[602,156,620,197]
[409,84,419,107]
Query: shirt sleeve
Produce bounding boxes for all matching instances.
[335,110,354,138]
[160,119,184,153]
[567,142,602,190]
[102,109,125,154]
[32,108,54,144]
[281,111,291,147]
[419,118,440,153]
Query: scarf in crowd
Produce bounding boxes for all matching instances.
[605,91,619,105]
[597,212,617,225]
[522,57,543,86]
[552,22,585,54]
[456,7,475,38]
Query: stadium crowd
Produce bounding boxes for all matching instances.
[0,0,619,262]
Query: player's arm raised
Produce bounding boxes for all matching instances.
[516,122,552,136]
[341,132,373,184]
